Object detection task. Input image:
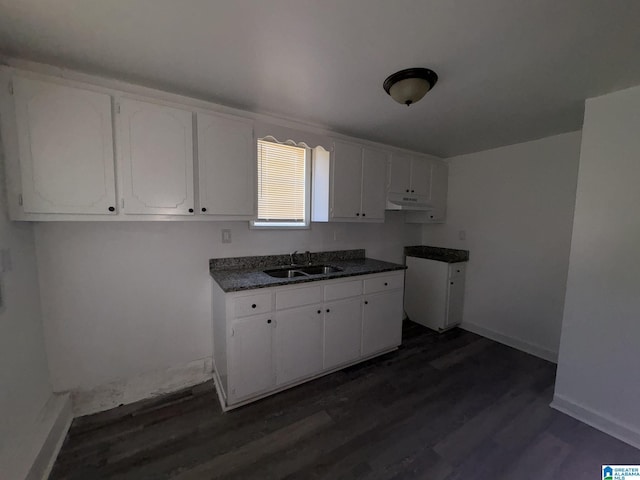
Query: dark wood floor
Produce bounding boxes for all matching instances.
[50,321,640,479]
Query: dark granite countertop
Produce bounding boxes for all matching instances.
[210,249,406,292]
[404,245,469,263]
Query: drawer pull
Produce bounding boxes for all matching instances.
[317,310,321,314]
[252,304,257,309]
[384,282,388,286]
[326,308,330,313]
[364,300,369,305]
[267,319,272,324]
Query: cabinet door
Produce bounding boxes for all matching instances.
[228,314,274,401]
[362,290,403,356]
[445,276,465,329]
[410,158,432,198]
[388,152,412,194]
[275,304,324,386]
[118,98,194,215]
[360,147,388,221]
[324,298,363,370]
[13,76,116,214]
[428,159,448,222]
[331,140,362,220]
[197,112,255,217]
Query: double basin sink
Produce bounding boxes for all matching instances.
[264,264,343,279]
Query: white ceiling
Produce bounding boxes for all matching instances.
[1,0,639,157]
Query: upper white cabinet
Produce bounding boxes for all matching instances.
[404,159,449,223]
[117,97,194,215]
[330,140,363,220]
[313,139,387,222]
[197,113,255,218]
[388,152,432,198]
[11,76,117,214]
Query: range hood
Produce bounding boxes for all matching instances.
[386,192,433,211]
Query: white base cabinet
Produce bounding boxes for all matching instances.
[404,256,467,332]
[212,271,404,410]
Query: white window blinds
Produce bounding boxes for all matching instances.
[257,139,307,223]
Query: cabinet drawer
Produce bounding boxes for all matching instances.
[364,273,404,294]
[448,263,466,279]
[234,292,273,317]
[324,279,363,302]
[276,285,323,310]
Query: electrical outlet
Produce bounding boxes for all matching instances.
[221,229,232,244]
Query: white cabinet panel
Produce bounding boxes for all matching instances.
[13,76,116,214]
[275,304,324,386]
[331,140,363,220]
[118,98,194,215]
[360,147,387,221]
[364,272,405,294]
[388,152,412,194]
[411,158,432,197]
[446,276,465,329]
[362,290,404,356]
[404,256,466,331]
[324,298,363,369]
[234,292,273,317]
[197,112,255,217]
[228,314,275,401]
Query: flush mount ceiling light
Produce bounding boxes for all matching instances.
[383,68,438,106]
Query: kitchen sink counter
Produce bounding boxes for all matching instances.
[404,245,469,263]
[209,249,406,292]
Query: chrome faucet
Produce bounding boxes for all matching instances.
[289,250,298,266]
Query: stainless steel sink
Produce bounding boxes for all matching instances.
[263,264,342,278]
[298,265,342,275]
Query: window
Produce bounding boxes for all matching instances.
[252,138,310,228]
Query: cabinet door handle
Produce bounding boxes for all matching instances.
[450,282,454,285]
[356,213,360,216]
[406,189,409,193]
[317,310,321,314]
[252,304,257,309]
[362,213,366,217]
[384,282,388,286]
[188,208,194,213]
[326,309,330,313]
[108,206,115,212]
[202,207,207,212]
[364,300,368,305]
[411,190,415,193]
[267,319,272,324]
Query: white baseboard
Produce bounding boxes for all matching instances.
[26,393,73,480]
[70,357,213,417]
[0,393,72,480]
[551,393,640,450]
[460,321,558,363]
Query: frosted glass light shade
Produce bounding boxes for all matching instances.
[388,78,432,105]
[383,68,438,106]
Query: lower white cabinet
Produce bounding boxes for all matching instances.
[324,297,363,369]
[228,313,275,400]
[212,270,405,409]
[363,290,404,356]
[275,304,324,386]
[404,256,467,332]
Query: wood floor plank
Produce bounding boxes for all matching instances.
[49,321,640,480]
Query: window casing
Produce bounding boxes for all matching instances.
[251,137,311,229]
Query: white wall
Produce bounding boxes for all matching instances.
[552,85,640,448]
[34,213,420,414]
[0,139,57,477]
[422,132,582,361]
